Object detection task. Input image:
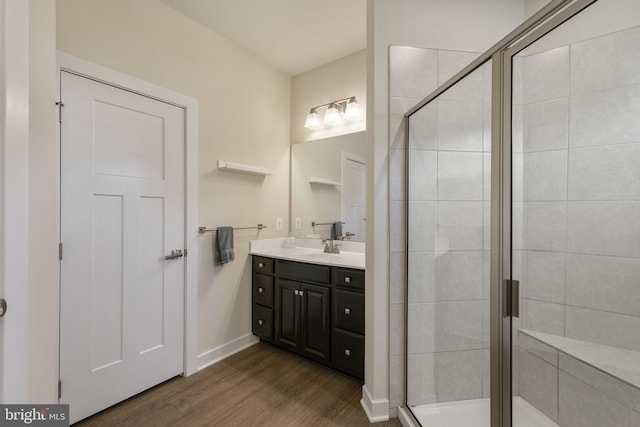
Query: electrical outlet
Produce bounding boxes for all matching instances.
[276,218,283,230]
[295,218,302,229]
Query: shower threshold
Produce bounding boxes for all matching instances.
[409,396,557,427]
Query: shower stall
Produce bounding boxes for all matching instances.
[398,0,640,425]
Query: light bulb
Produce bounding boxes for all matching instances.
[304,108,322,129]
[344,97,363,121]
[323,103,343,126]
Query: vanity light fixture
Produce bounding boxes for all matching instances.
[304,107,322,129]
[323,103,343,126]
[304,96,363,129]
[344,97,363,121]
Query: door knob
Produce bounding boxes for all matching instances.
[164,249,183,260]
[0,299,6,318]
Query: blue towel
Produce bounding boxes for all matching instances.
[331,222,343,240]
[215,226,235,264]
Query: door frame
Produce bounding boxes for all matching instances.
[0,0,30,403]
[56,52,200,390]
[493,0,599,425]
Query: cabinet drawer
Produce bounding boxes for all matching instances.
[253,274,274,307]
[252,305,274,340]
[278,259,331,284]
[253,256,274,274]
[332,330,364,380]
[335,289,364,334]
[334,268,364,290]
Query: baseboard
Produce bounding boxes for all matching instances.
[360,384,390,422]
[196,334,259,371]
[389,406,398,419]
[398,406,420,427]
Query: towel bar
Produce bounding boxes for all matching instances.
[199,224,267,234]
[311,221,345,227]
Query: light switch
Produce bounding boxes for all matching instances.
[295,218,302,229]
[276,218,283,230]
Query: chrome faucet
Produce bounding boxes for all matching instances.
[322,239,340,254]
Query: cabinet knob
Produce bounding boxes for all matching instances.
[294,290,299,296]
[299,290,304,296]
[258,262,265,268]
[344,276,351,284]
[258,319,264,325]
[344,308,351,315]
[344,349,351,357]
[258,287,264,293]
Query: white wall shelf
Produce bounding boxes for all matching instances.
[217,160,273,176]
[309,176,341,186]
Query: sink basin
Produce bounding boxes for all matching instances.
[298,252,342,262]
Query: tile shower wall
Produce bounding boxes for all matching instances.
[518,26,640,353]
[389,46,492,407]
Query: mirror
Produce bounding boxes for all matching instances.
[291,131,367,242]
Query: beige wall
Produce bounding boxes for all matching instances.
[56,0,290,368]
[525,0,551,17]
[290,50,366,143]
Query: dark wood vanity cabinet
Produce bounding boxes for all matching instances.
[252,256,364,381]
[275,279,331,363]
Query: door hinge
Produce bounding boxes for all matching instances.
[58,380,62,399]
[56,101,64,123]
[184,249,188,257]
[58,243,63,261]
[503,279,520,318]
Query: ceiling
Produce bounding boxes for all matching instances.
[160,0,367,76]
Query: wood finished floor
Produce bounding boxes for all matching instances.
[76,342,402,427]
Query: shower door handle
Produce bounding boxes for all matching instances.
[503,279,519,318]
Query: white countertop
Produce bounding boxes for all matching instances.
[250,237,365,270]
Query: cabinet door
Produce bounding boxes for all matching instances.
[300,283,331,363]
[275,279,299,350]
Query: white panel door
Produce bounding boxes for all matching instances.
[59,71,185,423]
[342,153,366,242]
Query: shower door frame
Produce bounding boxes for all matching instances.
[402,0,600,425]
[497,0,600,425]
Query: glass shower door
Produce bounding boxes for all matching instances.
[405,56,493,426]
[508,0,640,425]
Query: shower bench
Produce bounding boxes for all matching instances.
[518,329,640,426]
